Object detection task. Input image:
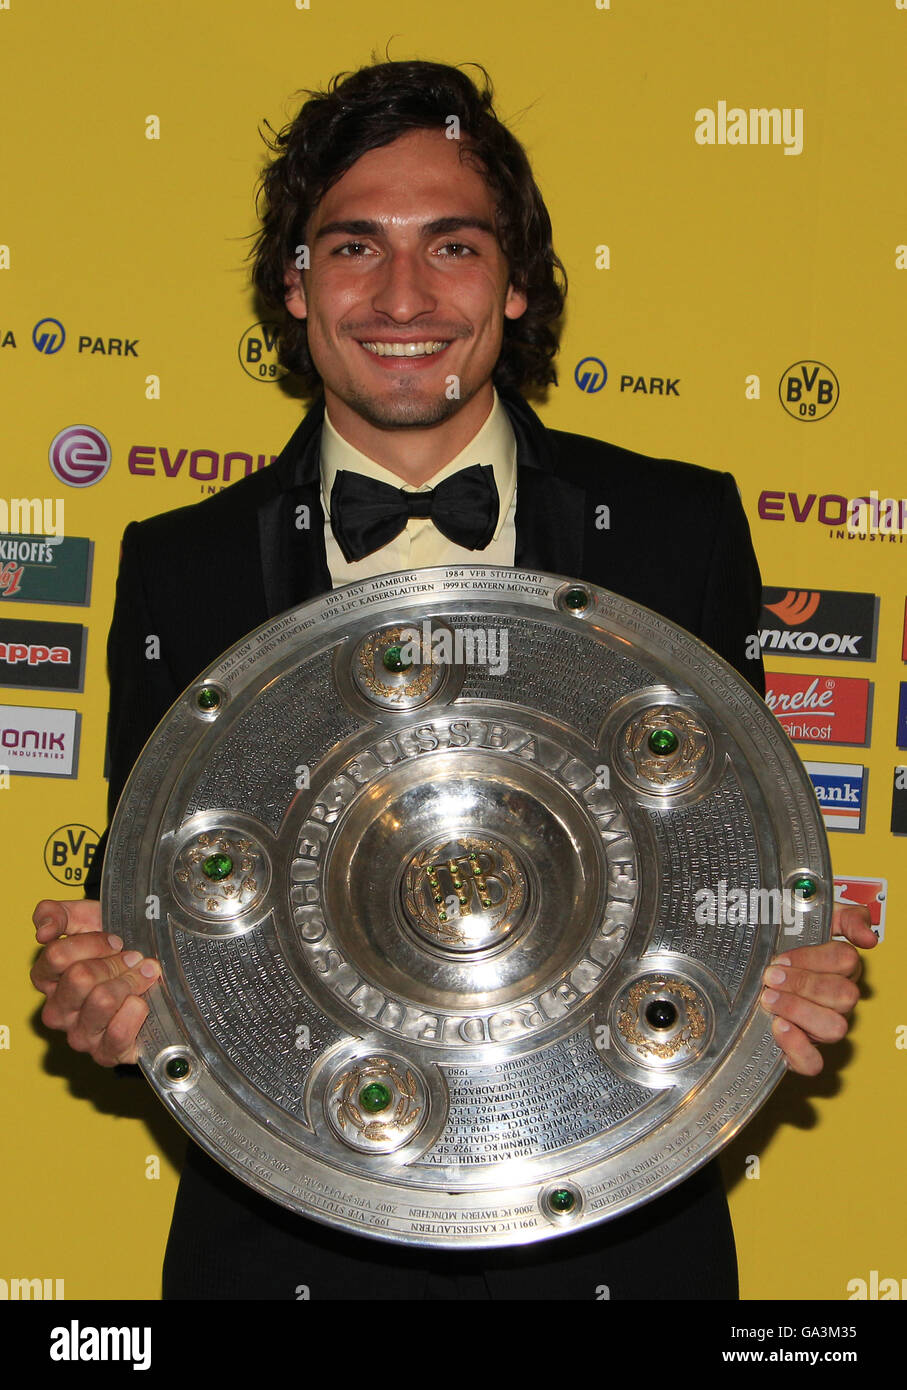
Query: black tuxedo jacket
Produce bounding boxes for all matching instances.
[81,384,764,1299]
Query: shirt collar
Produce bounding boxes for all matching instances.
[319,386,517,542]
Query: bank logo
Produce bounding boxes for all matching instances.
[834,875,886,939]
[0,704,80,778]
[804,761,868,833]
[238,322,287,382]
[764,673,872,746]
[779,361,839,421]
[32,318,66,355]
[898,683,907,749]
[574,357,607,393]
[48,426,111,488]
[0,618,86,692]
[0,533,92,606]
[759,587,878,661]
[43,823,99,887]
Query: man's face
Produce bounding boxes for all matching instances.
[284,127,528,431]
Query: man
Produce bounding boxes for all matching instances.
[30,59,875,1299]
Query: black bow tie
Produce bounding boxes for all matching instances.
[329,463,500,563]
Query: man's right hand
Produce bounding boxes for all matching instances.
[30,899,160,1067]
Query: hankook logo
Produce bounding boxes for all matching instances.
[759,588,878,662]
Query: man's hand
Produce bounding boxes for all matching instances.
[30,898,160,1067]
[760,903,878,1075]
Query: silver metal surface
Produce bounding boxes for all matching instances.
[102,566,831,1248]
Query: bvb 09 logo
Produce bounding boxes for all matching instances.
[238,322,287,383]
[779,360,839,421]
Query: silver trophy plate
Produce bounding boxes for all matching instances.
[103,566,830,1248]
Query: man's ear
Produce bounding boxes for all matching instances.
[504,282,528,322]
[284,267,307,321]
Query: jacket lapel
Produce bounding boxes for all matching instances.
[257,394,332,619]
[256,384,588,619]
[500,386,587,580]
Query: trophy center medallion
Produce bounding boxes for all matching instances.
[400,836,529,956]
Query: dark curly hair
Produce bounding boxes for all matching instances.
[250,59,566,398]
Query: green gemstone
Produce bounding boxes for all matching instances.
[548,1188,576,1214]
[468,852,478,861]
[438,911,447,921]
[482,897,491,908]
[196,687,220,710]
[165,1056,190,1080]
[792,875,817,900]
[563,587,588,611]
[382,644,412,673]
[202,852,233,881]
[648,728,679,756]
[359,1082,392,1113]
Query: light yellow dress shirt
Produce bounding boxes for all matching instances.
[320,387,517,587]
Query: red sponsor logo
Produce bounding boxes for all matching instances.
[0,562,24,598]
[764,672,871,745]
[834,876,886,938]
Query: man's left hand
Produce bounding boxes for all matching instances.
[760,904,878,1075]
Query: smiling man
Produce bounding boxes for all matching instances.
[30,58,875,1301]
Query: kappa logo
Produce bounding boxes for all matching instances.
[759,588,878,661]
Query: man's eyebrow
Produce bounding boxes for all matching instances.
[313,216,498,242]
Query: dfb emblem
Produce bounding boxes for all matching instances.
[779,360,839,422]
[238,322,287,383]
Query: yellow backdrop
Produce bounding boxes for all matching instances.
[2,0,904,1300]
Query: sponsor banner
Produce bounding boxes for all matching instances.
[804,761,868,833]
[891,768,907,837]
[764,672,872,746]
[899,684,907,750]
[0,618,86,692]
[0,533,93,605]
[759,587,878,662]
[43,823,100,887]
[0,704,80,777]
[833,876,887,941]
